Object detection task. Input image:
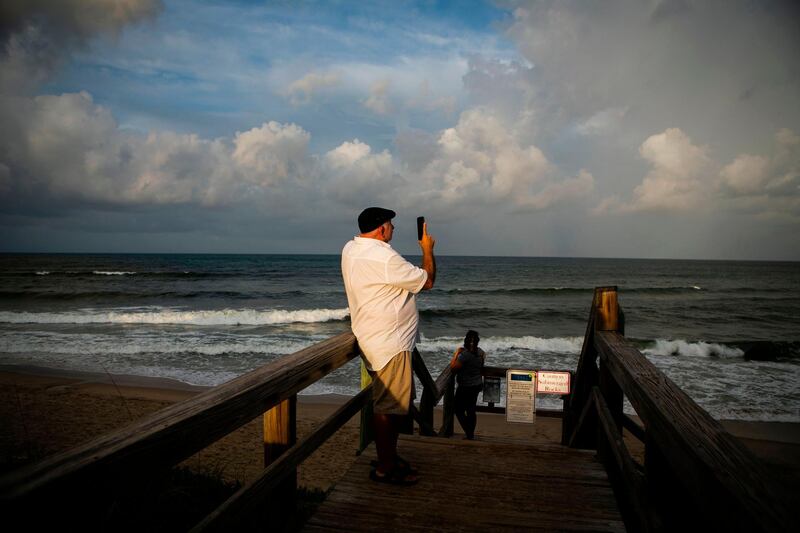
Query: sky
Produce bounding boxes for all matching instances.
[1,0,799,260]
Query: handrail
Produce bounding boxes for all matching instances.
[191,386,373,532]
[565,287,793,532]
[0,331,360,500]
[596,330,791,532]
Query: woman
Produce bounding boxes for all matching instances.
[450,330,485,440]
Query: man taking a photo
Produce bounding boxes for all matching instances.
[341,207,436,485]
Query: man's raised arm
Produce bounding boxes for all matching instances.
[420,222,436,290]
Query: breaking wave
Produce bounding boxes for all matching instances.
[0,307,350,325]
[642,339,744,358]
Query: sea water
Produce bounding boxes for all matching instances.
[0,254,798,421]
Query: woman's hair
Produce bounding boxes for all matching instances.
[464,330,480,347]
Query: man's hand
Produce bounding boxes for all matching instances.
[420,222,436,290]
[419,222,435,252]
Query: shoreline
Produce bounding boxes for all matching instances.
[2,363,798,493]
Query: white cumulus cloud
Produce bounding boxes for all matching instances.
[284,71,340,106]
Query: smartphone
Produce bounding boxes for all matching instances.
[417,216,425,241]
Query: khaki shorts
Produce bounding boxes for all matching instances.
[370,351,414,415]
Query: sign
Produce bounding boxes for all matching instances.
[482,376,501,404]
[536,371,571,395]
[506,370,536,424]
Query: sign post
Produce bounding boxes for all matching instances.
[506,370,536,424]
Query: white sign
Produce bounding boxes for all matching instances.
[506,370,536,424]
[536,371,571,395]
[482,376,501,404]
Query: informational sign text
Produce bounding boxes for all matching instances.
[536,371,571,395]
[506,370,536,424]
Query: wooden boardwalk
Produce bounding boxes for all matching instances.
[304,434,625,532]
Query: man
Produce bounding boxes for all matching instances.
[341,207,436,485]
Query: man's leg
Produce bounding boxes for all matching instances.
[373,413,398,474]
[369,351,417,482]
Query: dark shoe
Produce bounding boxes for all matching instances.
[369,466,418,486]
[370,455,418,475]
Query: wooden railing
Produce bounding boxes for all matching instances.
[562,287,793,533]
[0,332,364,531]
[412,353,571,439]
[5,287,790,532]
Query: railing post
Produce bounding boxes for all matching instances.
[564,286,622,447]
[263,395,296,531]
[441,377,455,437]
[358,359,373,453]
[596,287,624,435]
[412,349,436,436]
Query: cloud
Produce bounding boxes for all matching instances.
[413,108,593,209]
[0,90,314,209]
[0,0,162,93]
[362,79,392,115]
[232,122,311,186]
[597,127,717,213]
[600,127,800,218]
[628,128,714,211]
[284,71,339,106]
[717,128,800,220]
[323,139,398,206]
[719,154,771,195]
[575,107,628,136]
[406,80,456,116]
[504,0,800,151]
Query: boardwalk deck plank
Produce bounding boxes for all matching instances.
[304,434,625,532]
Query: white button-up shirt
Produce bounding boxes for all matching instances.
[341,236,428,371]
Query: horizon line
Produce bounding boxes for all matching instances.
[0,250,797,264]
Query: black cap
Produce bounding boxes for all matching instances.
[358,207,396,233]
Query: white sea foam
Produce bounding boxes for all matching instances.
[93,271,137,275]
[0,330,327,356]
[418,334,583,354]
[35,271,50,275]
[0,307,350,325]
[643,339,744,358]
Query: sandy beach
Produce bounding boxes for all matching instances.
[1,365,799,496]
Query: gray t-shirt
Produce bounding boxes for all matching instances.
[456,348,485,387]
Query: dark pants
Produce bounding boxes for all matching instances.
[455,384,482,439]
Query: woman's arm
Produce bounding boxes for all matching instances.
[450,346,464,370]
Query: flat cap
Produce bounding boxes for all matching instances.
[358,207,395,233]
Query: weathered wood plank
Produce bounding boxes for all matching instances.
[562,290,601,444]
[596,330,792,532]
[0,332,360,500]
[304,434,625,532]
[592,387,661,532]
[622,414,645,442]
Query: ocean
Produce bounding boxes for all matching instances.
[1,253,798,422]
